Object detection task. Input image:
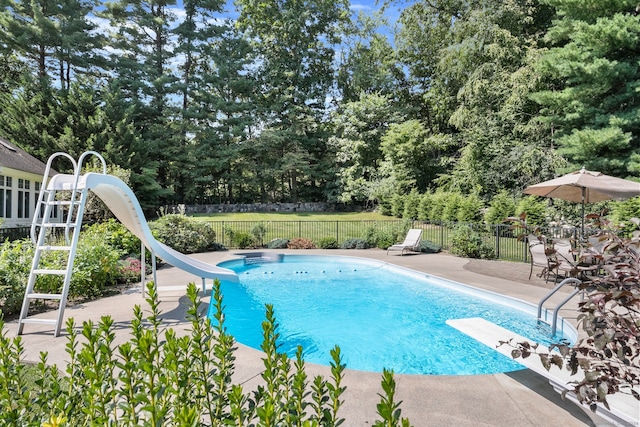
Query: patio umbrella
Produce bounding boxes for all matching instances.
[523,167,640,235]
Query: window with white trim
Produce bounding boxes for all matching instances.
[0,176,11,219]
[18,178,30,219]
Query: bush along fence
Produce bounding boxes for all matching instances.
[1,219,586,263]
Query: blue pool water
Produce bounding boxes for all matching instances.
[210,255,575,375]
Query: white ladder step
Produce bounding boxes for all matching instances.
[27,293,63,300]
[33,269,67,275]
[19,318,57,325]
[45,200,81,206]
[37,245,72,251]
[41,223,78,228]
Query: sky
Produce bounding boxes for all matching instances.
[218,0,406,31]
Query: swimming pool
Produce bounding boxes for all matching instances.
[210,254,576,375]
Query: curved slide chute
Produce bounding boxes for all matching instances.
[49,172,239,287]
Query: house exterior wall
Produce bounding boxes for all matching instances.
[0,167,61,228]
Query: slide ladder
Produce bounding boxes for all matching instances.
[536,277,583,337]
[17,151,107,337]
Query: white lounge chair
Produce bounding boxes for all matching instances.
[387,229,423,255]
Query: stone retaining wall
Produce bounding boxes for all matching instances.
[169,202,352,214]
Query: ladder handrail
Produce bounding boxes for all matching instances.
[62,151,106,244]
[77,150,107,175]
[537,277,582,337]
[551,287,583,336]
[31,152,78,244]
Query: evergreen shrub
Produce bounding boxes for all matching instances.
[456,194,484,223]
[390,193,405,218]
[417,192,433,220]
[402,190,420,220]
[484,190,516,227]
[515,196,548,227]
[267,238,289,249]
[151,214,218,253]
[318,237,339,249]
[419,240,442,253]
[443,192,463,222]
[611,196,640,236]
[449,225,495,259]
[0,239,33,315]
[340,239,370,249]
[428,192,449,222]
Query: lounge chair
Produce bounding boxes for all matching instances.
[527,234,558,283]
[387,229,423,255]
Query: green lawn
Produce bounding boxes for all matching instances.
[191,211,406,248]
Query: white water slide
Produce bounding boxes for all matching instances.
[18,151,237,336]
[66,172,238,285]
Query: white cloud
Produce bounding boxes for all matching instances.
[350,3,373,12]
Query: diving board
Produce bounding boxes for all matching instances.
[447,317,639,427]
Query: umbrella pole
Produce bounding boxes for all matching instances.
[581,187,585,240]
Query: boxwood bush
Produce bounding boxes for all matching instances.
[318,237,339,249]
[419,240,442,254]
[340,239,370,249]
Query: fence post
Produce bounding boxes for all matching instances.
[336,221,339,242]
[495,225,500,259]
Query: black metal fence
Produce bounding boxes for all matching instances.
[1,220,585,264]
[395,221,580,262]
[202,220,584,263]
[204,220,410,249]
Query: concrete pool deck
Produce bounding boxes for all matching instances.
[6,249,633,426]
